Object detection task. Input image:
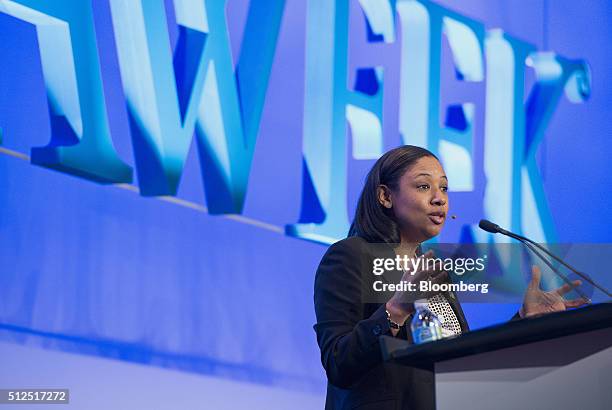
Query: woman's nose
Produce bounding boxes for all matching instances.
[431,189,446,206]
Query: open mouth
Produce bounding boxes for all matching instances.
[428,213,445,225]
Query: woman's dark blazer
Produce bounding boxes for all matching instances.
[313,236,470,410]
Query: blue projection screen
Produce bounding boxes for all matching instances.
[0,0,610,407]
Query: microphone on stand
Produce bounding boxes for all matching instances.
[478,219,612,300]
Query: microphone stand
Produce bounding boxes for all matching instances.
[518,238,591,302]
[497,225,610,299]
[479,220,612,300]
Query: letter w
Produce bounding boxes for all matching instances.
[110,0,285,212]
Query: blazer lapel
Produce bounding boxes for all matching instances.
[445,291,469,332]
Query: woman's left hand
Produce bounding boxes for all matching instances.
[520,265,590,318]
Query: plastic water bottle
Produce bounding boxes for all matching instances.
[410,300,443,344]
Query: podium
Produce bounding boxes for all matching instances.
[380,303,612,410]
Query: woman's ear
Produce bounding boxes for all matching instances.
[377,185,393,209]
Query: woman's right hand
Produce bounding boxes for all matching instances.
[385,250,449,327]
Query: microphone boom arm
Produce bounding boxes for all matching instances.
[479,219,612,299]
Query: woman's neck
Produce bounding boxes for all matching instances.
[394,230,421,258]
[394,242,419,258]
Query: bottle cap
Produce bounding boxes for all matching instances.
[414,298,428,310]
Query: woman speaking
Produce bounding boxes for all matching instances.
[313,145,587,410]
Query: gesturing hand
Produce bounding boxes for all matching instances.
[386,250,449,324]
[520,265,590,318]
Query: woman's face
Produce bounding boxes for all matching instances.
[384,156,449,243]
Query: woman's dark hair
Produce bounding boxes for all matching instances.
[348,145,438,244]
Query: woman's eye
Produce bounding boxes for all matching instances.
[441,186,448,192]
[417,184,430,190]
